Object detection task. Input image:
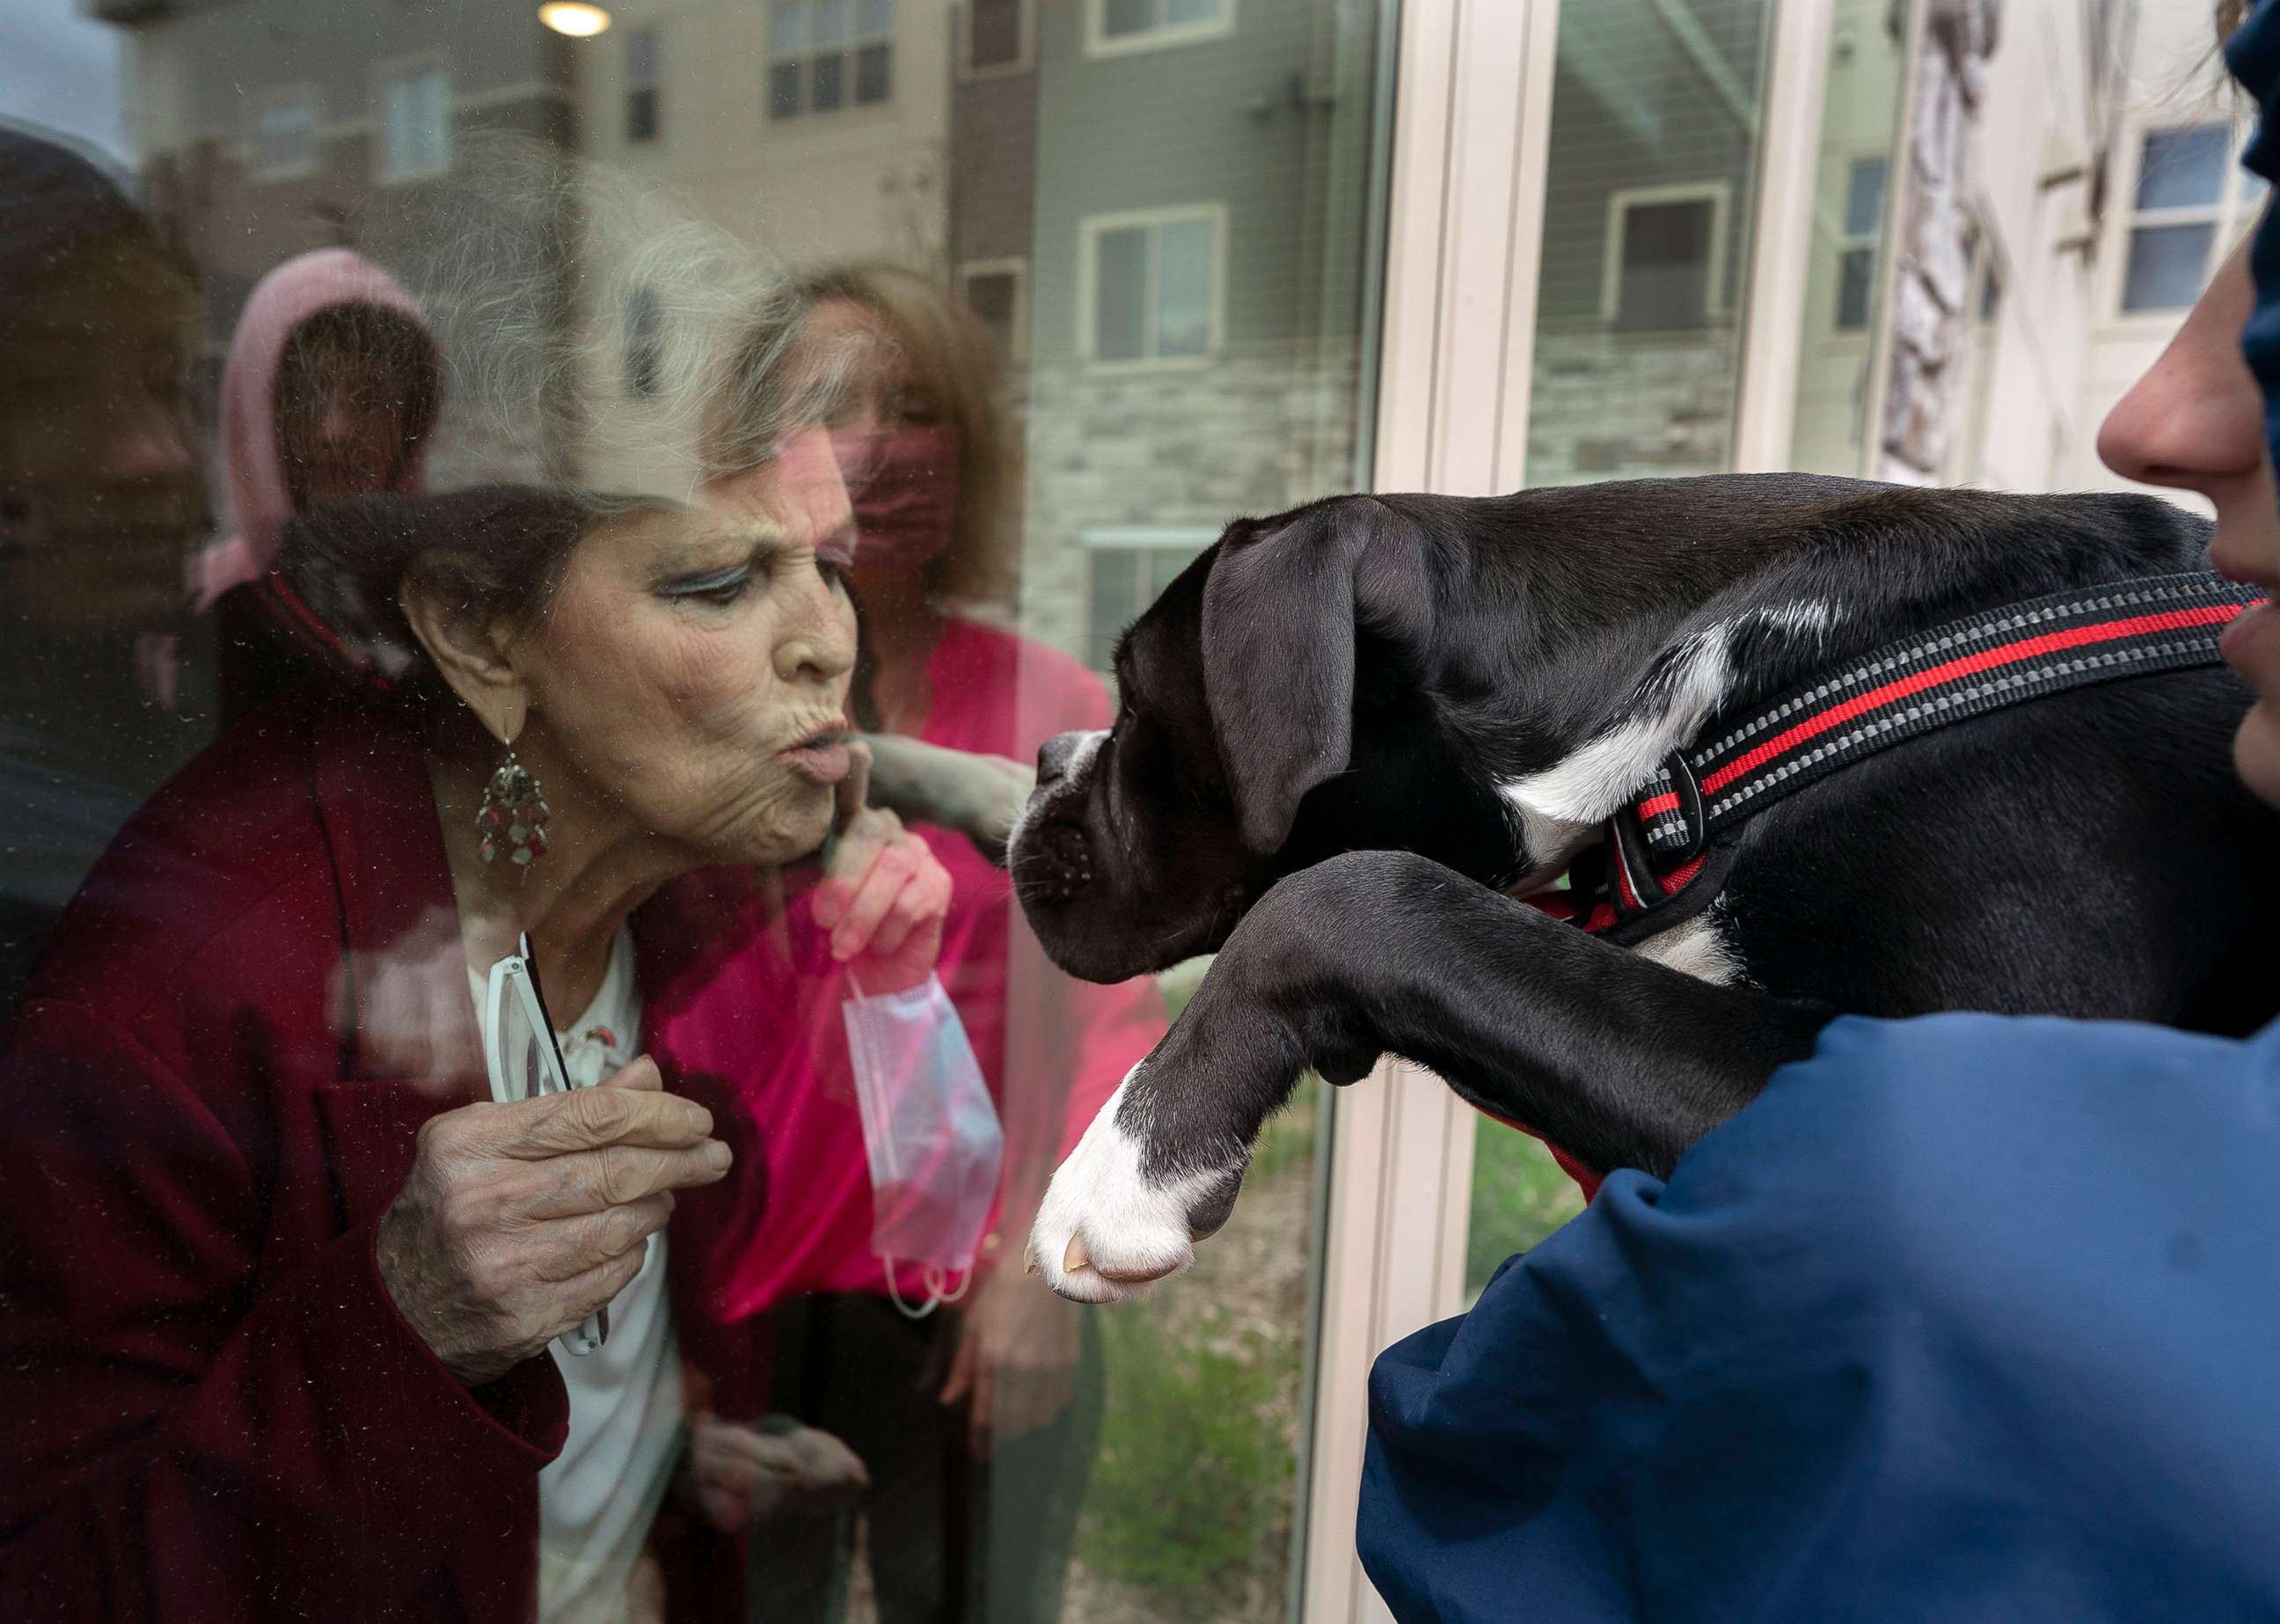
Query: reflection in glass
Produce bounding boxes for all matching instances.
[2134,124,2230,211]
[2123,221,2219,313]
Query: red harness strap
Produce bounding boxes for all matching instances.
[1498,570,2266,1198]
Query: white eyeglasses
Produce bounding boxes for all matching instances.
[482,932,610,1357]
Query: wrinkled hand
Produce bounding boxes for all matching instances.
[811,746,954,995]
[858,733,1035,867]
[687,1413,871,1532]
[375,1058,730,1386]
[940,1262,1081,1456]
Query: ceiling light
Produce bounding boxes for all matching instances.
[539,3,612,38]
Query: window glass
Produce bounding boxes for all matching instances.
[1154,215,1215,356]
[1092,223,1150,360]
[0,4,1387,1623]
[1843,154,1888,238]
[971,0,1026,69]
[2123,220,2219,312]
[1614,195,1715,329]
[2135,124,2229,211]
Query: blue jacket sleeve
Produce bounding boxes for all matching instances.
[1361,1013,2280,1624]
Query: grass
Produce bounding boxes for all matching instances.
[1465,1123,1587,1298]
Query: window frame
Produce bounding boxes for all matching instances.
[1598,179,1731,330]
[2113,121,2260,322]
[769,0,897,121]
[1076,202,1230,371]
[959,0,1036,79]
[369,51,453,187]
[248,83,323,183]
[958,256,1030,366]
[1085,0,1238,60]
[1079,526,1221,673]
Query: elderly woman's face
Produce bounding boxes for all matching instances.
[515,498,859,868]
[2100,231,2280,807]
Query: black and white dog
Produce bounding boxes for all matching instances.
[1005,474,2280,1302]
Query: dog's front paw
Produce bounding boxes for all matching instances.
[1027,1068,1246,1304]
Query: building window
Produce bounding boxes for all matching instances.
[1835,156,1887,333]
[1603,183,1728,332]
[771,0,895,120]
[1087,0,1235,56]
[961,0,1033,76]
[625,27,661,143]
[376,59,450,183]
[626,286,663,399]
[252,88,320,180]
[1080,206,1224,365]
[1083,531,1216,671]
[2120,123,2262,314]
[960,259,1027,365]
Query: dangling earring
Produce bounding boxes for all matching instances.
[478,739,551,878]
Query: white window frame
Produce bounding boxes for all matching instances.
[1085,0,1237,59]
[1076,202,1229,371]
[249,84,322,182]
[370,52,452,186]
[1598,179,1732,327]
[2110,120,2261,324]
[959,0,1035,78]
[958,256,1030,365]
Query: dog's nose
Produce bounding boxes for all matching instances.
[1036,731,1082,786]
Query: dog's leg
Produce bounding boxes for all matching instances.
[1030,849,1834,1302]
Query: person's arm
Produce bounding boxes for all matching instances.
[0,999,566,1620]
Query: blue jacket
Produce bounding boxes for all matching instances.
[1361,1015,2280,1621]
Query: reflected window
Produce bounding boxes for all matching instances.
[376,58,449,183]
[1082,207,1222,364]
[960,260,1027,364]
[963,0,1032,74]
[2121,123,2256,314]
[625,26,661,143]
[1089,0,1235,56]
[1085,534,1211,672]
[1605,184,1726,331]
[772,0,893,118]
[252,89,319,180]
[1836,155,1886,332]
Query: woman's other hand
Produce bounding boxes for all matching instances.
[810,743,954,994]
[374,1057,731,1386]
[686,1413,871,1533]
[939,1262,1081,1457]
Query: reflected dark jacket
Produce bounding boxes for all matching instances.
[0,685,782,1622]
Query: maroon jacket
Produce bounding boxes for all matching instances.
[0,687,787,1621]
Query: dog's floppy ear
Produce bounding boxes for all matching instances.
[1200,497,1429,855]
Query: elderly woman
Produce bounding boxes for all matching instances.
[0,481,952,1624]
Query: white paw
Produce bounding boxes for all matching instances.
[1027,1069,1239,1304]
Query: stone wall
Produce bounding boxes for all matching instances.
[1525,324,1743,486]
[1012,340,1363,660]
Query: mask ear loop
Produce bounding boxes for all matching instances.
[883,1258,941,1320]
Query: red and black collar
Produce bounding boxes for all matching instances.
[1533,570,2267,943]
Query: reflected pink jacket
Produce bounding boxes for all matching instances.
[701,618,1168,1315]
[0,688,783,1623]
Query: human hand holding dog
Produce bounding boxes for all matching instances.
[375,1057,729,1386]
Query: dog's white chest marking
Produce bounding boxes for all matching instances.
[1496,600,1840,829]
[1633,913,1743,984]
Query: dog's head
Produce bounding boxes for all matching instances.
[1011,493,1532,983]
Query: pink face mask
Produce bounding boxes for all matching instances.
[836,425,961,575]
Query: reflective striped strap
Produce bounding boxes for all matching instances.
[1632,570,2267,860]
